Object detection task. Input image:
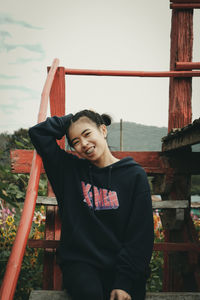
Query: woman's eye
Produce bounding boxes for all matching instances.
[73,140,79,147]
[85,132,91,136]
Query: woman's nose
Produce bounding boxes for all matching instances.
[81,138,88,148]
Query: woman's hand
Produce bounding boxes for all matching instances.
[110,289,132,300]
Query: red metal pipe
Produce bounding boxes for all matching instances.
[64,68,200,77]
[176,62,200,70]
[171,0,200,2]
[0,58,59,300]
[170,3,200,9]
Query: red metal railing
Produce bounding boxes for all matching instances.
[64,68,200,77]
[0,58,60,300]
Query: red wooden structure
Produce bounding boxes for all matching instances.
[1,0,200,299]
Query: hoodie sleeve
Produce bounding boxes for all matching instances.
[28,114,73,159]
[112,167,154,295]
[28,114,76,213]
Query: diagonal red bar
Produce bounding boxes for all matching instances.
[0,59,60,300]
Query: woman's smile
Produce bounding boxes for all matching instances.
[85,146,95,155]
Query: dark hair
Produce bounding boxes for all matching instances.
[66,109,112,147]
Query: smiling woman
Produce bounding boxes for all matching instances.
[28,109,154,300]
[66,110,119,168]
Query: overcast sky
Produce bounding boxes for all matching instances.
[1,0,200,133]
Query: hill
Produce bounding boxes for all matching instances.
[107,121,168,151]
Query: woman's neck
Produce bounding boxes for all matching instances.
[93,150,119,168]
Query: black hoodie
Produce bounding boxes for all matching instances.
[29,115,154,295]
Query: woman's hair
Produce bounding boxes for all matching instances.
[66,109,112,147]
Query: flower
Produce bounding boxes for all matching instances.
[33,211,45,226]
[6,215,14,226]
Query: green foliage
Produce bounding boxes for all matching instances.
[147,251,164,292]
[7,128,33,150]
[0,128,47,207]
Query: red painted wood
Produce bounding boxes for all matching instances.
[50,67,66,149]
[166,8,194,291]
[11,150,200,175]
[10,149,45,174]
[63,68,200,77]
[10,150,167,174]
[168,9,193,131]
[47,66,65,290]
[176,62,200,70]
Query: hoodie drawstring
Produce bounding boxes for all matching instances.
[89,164,113,211]
[108,166,112,191]
[89,165,95,210]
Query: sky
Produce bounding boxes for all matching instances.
[0,0,200,133]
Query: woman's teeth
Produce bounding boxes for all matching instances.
[86,147,94,154]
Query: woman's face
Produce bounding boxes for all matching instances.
[68,117,108,164]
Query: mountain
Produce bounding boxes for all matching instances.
[107,122,168,151]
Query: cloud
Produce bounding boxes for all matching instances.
[0,84,39,99]
[0,101,20,113]
[0,13,43,30]
[13,55,45,64]
[0,73,19,79]
[0,30,45,63]
[0,30,45,54]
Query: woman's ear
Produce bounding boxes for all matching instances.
[100,124,107,139]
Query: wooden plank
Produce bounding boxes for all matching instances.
[152,200,189,209]
[37,196,189,209]
[154,243,200,252]
[28,239,200,252]
[10,150,167,175]
[11,149,200,175]
[10,149,45,173]
[37,196,57,205]
[162,120,200,151]
[29,290,71,300]
[29,290,200,300]
[162,130,200,151]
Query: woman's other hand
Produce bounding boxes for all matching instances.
[110,289,131,300]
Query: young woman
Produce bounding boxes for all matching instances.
[29,109,154,300]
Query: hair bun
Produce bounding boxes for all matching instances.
[101,113,112,126]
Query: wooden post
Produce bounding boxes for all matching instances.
[162,5,197,292]
[168,8,193,132]
[43,67,65,290]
